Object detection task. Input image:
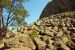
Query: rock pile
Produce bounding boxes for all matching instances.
[0,12,75,50]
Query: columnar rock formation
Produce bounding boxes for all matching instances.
[40,0,75,19]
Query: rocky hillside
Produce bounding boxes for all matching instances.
[0,12,75,50]
[40,0,75,19]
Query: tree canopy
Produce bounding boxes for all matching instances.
[1,0,28,30]
[0,0,29,37]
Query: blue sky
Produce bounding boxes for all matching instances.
[24,0,52,24]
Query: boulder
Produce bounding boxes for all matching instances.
[4,34,36,50]
[33,37,46,50]
[6,47,32,50]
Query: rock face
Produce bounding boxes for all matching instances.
[6,47,32,50]
[40,0,75,19]
[0,12,75,50]
[3,33,36,50]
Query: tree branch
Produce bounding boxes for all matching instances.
[8,17,14,24]
[6,0,15,29]
[2,12,5,28]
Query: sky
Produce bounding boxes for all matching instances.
[24,0,52,24]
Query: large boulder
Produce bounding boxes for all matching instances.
[5,47,32,50]
[33,37,46,50]
[3,34,36,50]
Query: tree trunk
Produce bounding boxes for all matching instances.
[0,1,2,28]
[0,1,5,38]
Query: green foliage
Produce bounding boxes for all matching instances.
[29,30,39,38]
[3,0,11,9]
[16,0,24,2]
[0,0,2,3]
[2,0,29,29]
[16,0,29,2]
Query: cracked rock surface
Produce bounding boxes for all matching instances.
[0,12,75,50]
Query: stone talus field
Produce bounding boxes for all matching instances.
[0,12,75,50]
